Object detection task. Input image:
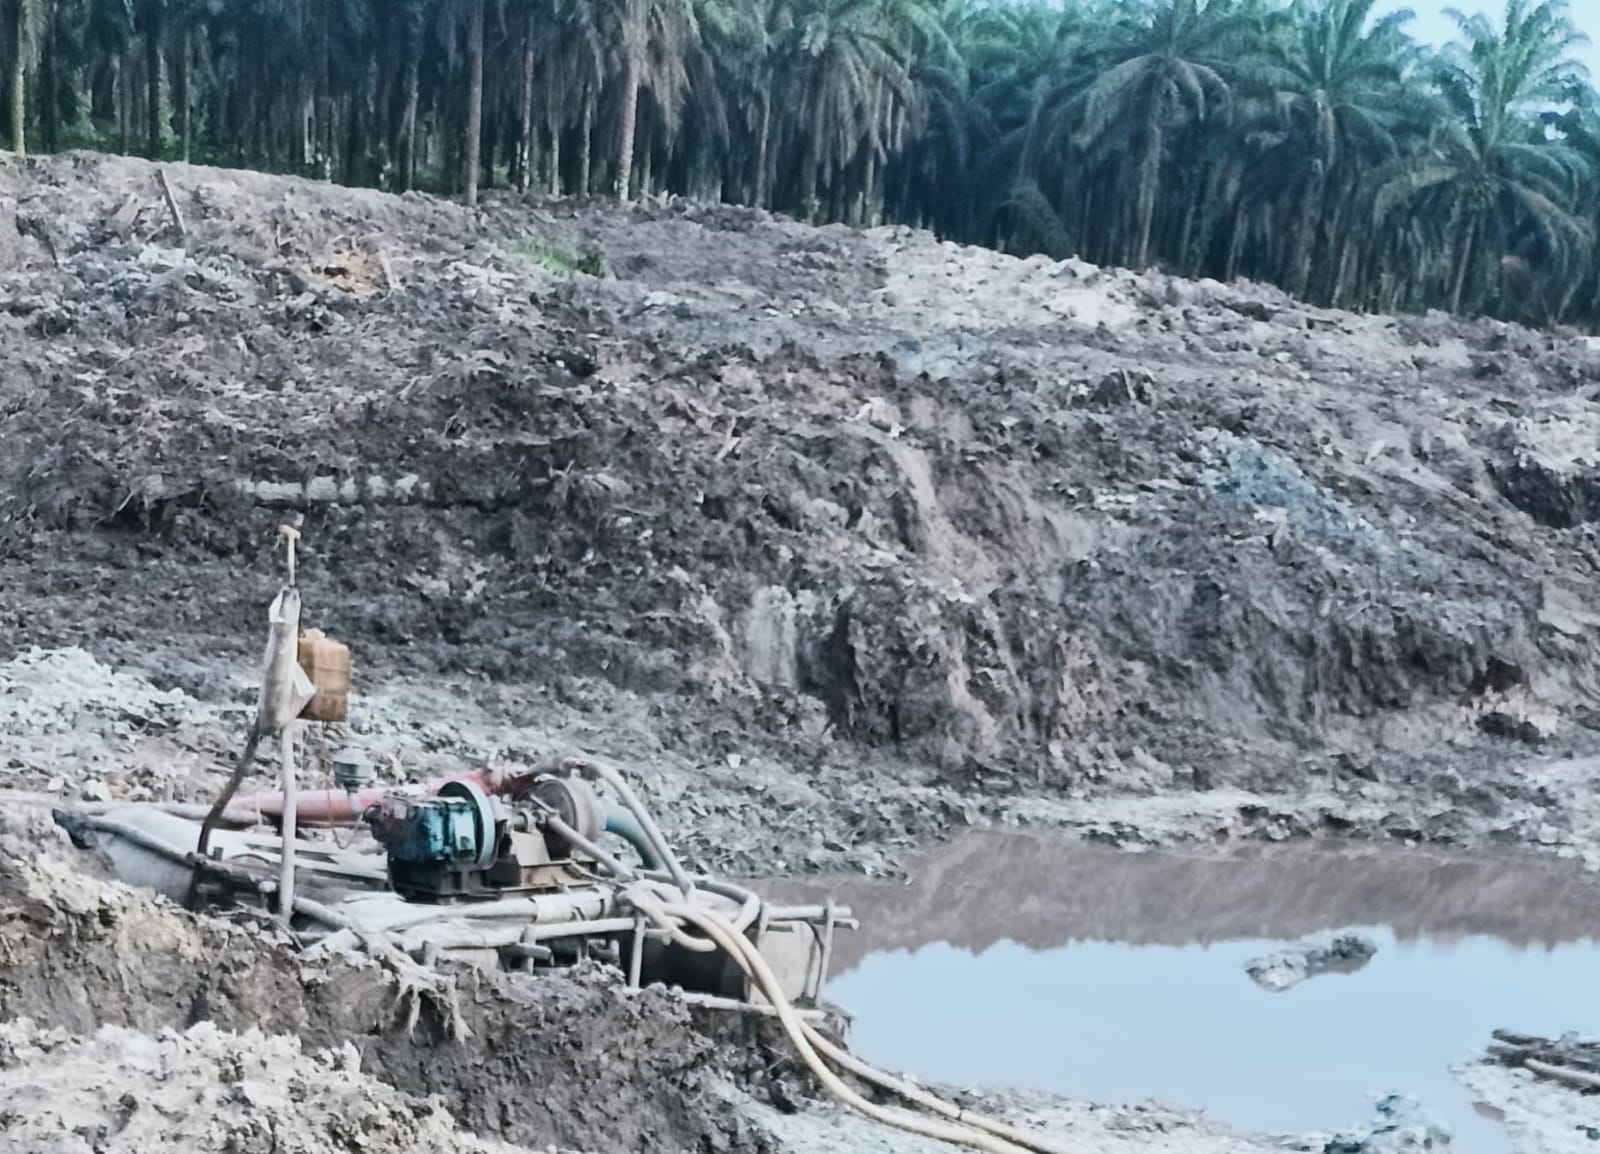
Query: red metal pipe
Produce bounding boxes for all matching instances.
[219,766,531,829]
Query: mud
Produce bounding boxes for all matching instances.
[0,817,759,1153]
[5,153,1600,1153]
[0,1019,526,1154]
[4,154,1600,880]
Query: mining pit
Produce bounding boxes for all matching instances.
[4,153,1600,1153]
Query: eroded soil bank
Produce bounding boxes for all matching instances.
[4,153,1600,878]
[4,153,1600,1152]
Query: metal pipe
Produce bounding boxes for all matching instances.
[519,916,637,940]
[501,941,556,964]
[225,766,521,829]
[817,900,837,996]
[628,915,646,987]
[763,904,858,926]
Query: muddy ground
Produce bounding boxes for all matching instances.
[3,153,1600,1151]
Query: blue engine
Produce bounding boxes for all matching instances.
[379,796,483,865]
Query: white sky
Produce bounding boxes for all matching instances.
[1377,1,1600,79]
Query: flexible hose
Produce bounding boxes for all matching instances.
[640,868,762,933]
[580,765,1054,1154]
[801,1027,1073,1154]
[81,815,350,931]
[544,813,639,881]
[622,884,718,954]
[658,897,1068,1154]
[602,807,662,868]
[579,760,693,896]
[657,900,1041,1154]
[189,721,263,908]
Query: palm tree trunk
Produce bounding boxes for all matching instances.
[752,87,770,208]
[145,2,162,159]
[549,114,562,193]
[517,6,534,193]
[1133,107,1163,268]
[38,1,60,151]
[578,93,592,193]
[1224,202,1245,282]
[176,23,191,163]
[637,112,652,198]
[1450,215,1479,315]
[614,49,640,200]
[1333,236,1356,309]
[1289,175,1323,298]
[398,50,419,191]
[9,1,25,157]
[1177,195,1197,273]
[803,93,824,223]
[463,0,484,206]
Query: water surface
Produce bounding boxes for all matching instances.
[768,835,1600,1150]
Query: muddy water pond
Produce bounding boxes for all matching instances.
[765,834,1600,1150]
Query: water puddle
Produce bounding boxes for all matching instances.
[766,834,1600,1149]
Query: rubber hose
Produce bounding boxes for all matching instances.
[672,899,1070,1154]
[658,901,1038,1154]
[623,884,718,954]
[581,760,693,896]
[81,815,350,931]
[603,807,662,868]
[640,868,763,933]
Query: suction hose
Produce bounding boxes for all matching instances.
[577,759,693,897]
[602,807,661,869]
[655,898,1068,1154]
[578,769,1064,1154]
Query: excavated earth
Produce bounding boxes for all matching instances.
[4,152,1600,1151]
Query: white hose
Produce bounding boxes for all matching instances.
[657,900,1055,1154]
[580,763,1064,1154]
[622,883,718,954]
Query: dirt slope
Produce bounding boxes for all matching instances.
[3,153,1600,871]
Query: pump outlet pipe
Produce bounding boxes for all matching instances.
[602,807,661,868]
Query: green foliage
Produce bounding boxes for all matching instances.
[2,0,1600,327]
[509,230,601,275]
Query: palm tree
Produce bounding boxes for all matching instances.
[390,0,424,188]
[136,0,162,156]
[465,0,483,203]
[7,0,42,155]
[780,0,908,221]
[608,0,700,200]
[1375,0,1591,313]
[1070,0,1258,268]
[533,0,604,192]
[1270,0,1417,297]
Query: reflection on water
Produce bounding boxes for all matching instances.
[764,835,1600,1150]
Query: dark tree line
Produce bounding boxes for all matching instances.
[4,0,1599,327]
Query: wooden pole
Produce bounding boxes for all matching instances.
[278,720,298,923]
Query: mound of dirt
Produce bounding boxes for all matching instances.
[0,1019,521,1154]
[3,152,1600,875]
[0,818,761,1153]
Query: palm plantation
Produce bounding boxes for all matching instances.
[1,0,1598,327]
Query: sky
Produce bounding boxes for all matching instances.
[1378,0,1600,79]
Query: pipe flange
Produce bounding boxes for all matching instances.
[531,775,603,842]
